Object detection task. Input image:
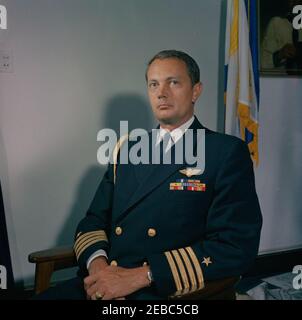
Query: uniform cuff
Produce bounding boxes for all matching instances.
[147,246,205,298]
[74,230,109,271]
[86,249,108,269]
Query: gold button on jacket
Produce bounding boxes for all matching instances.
[115,227,122,236]
[110,260,118,266]
[148,228,156,237]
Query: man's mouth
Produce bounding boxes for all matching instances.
[158,104,173,110]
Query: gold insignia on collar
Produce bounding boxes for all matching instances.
[202,257,212,267]
[179,168,202,178]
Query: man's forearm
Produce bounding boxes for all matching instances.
[129,265,151,290]
[88,256,108,275]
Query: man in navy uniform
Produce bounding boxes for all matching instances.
[39,50,262,300]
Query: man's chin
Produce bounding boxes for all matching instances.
[156,116,176,125]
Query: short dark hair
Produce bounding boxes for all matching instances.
[145,50,200,86]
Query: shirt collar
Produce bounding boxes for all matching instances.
[156,115,195,145]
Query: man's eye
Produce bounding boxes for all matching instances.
[149,83,157,88]
[170,80,179,85]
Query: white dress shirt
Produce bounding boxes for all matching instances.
[155,115,195,152]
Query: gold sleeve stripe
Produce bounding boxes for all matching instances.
[164,251,182,293]
[74,231,108,251]
[74,233,107,254]
[76,238,104,259]
[185,247,204,290]
[76,230,107,241]
[178,248,197,293]
[113,134,129,184]
[76,230,107,239]
[74,234,107,256]
[76,232,82,238]
[75,231,107,249]
[171,250,190,295]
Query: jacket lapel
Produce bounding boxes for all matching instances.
[116,116,204,221]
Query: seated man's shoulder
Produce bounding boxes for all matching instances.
[205,128,247,149]
[204,129,252,163]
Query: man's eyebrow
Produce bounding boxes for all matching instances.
[166,76,181,81]
[148,76,181,82]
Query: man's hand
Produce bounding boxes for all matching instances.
[85,256,108,300]
[84,265,151,300]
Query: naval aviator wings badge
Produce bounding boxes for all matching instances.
[179,167,203,178]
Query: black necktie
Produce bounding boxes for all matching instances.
[156,132,173,164]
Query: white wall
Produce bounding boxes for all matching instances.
[256,77,302,254]
[0,0,223,286]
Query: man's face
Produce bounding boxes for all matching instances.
[146,58,202,127]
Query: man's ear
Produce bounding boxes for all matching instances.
[192,82,203,103]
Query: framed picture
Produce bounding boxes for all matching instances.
[259,0,302,76]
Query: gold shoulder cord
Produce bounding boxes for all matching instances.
[112,134,129,184]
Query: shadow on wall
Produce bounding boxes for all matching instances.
[102,93,154,133]
[55,165,105,246]
[55,94,154,247]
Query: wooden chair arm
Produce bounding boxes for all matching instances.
[29,246,76,264]
[28,246,77,294]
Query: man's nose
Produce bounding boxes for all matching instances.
[157,83,169,99]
